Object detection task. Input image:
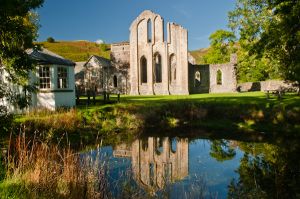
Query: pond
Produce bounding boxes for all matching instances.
[83,133,300,199]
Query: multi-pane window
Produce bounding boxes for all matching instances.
[57,67,68,89]
[39,66,51,89]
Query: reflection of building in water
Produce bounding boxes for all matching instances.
[113,143,132,157]
[113,137,189,192]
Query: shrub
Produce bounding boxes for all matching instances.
[46,37,55,43]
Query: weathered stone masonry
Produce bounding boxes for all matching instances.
[189,54,237,94]
[106,10,238,95]
[129,10,189,95]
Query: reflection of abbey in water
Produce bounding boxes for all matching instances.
[113,137,189,191]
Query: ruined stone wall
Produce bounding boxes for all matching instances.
[188,64,210,94]
[131,137,188,191]
[129,10,189,95]
[237,80,297,92]
[188,54,237,94]
[110,42,130,66]
[74,62,85,94]
[108,43,129,94]
[168,23,189,95]
[209,54,237,93]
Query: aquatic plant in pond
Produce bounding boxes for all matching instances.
[84,133,300,198]
[228,140,300,199]
[0,134,111,198]
[0,128,299,198]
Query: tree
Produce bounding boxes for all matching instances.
[258,0,300,91]
[209,139,236,162]
[203,29,236,64]
[229,0,300,87]
[0,0,43,79]
[228,140,300,198]
[0,0,44,131]
[47,37,55,43]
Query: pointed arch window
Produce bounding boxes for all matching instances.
[171,138,177,153]
[147,19,152,43]
[141,137,148,151]
[194,71,201,87]
[155,137,164,155]
[170,54,176,83]
[140,56,147,84]
[154,53,162,83]
[217,70,222,85]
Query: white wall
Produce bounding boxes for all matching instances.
[1,64,76,113]
[32,64,76,110]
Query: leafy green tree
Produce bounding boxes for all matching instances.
[47,37,55,43]
[0,152,5,182]
[0,0,44,131]
[236,48,281,82]
[209,140,236,162]
[229,0,299,87]
[0,0,43,81]
[258,0,300,91]
[228,141,300,198]
[203,30,236,64]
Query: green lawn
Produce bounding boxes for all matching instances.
[12,92,300,143]
[36,41,111,62]
[79,92,300,108]
[4,91,300,199]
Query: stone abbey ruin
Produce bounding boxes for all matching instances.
[113,137,189,193]
[81,10,237,95]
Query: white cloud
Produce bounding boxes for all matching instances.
[95,39,104,44]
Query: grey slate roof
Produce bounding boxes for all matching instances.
[26,48,75,66]
[84,55,111,68]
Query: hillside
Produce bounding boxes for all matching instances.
[190,48,209,64]
[36,40,209,64]
[36,41,111,62]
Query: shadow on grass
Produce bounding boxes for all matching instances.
[121,92,300,107]
[11,92,300,148]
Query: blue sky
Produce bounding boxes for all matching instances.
[37,0,236,50]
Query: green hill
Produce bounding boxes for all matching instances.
[37,40,209,64]
[190,48,209,64]
[36,41,111,62]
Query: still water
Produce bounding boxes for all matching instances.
[84,135,300,199]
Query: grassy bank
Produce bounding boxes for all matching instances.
[3,92,300,198]
[37,41,111,62]
[0,134,111,199]
[121,92,300,133]
[11,92,300,144]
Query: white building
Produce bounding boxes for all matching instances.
[0,48,76,112]
[28,48,76,110]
